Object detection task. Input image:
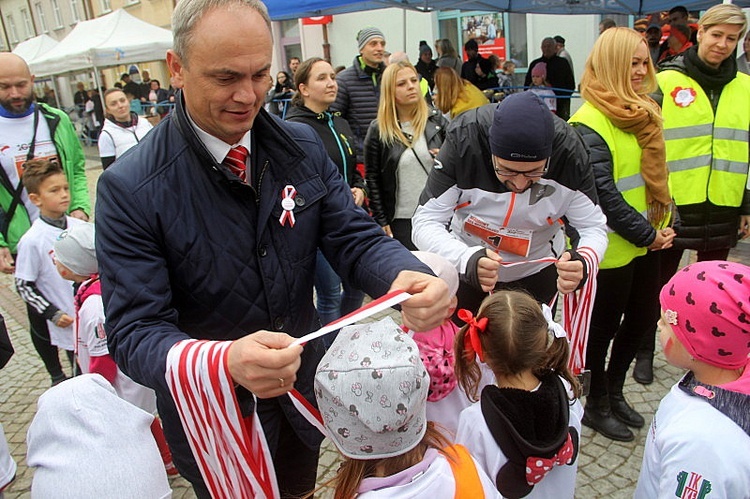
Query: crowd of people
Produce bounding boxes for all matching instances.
[0,0,749,497]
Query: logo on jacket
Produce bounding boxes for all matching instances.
[675,470,712,499]
[671,87,696,108]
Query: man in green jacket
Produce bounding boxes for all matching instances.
[0,52,90,383]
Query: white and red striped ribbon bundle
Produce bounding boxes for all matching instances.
[164,290,413,498]
[166,339,279,499]
[561,247,599,375]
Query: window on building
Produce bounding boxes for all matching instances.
[35,3,48,33]
[278,19,300,72]
[7,15,19,43]
[21,9,34,39]
[70,0,80,23]
[52,0,63,28]
[507,13,527,67]
[100,0,111,12]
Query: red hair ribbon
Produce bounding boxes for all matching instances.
[457,308,488,362]
[525,433,574,485]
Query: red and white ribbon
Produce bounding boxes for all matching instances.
[278,185,297,227]
[166,339,279,499]
[562,247,599,375]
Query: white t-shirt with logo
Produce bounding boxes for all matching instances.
[14,217,85,350]
[0,110,59,224]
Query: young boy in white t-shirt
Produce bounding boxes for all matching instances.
[14,159,83,384]
[53,222,178,477]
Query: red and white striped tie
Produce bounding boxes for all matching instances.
[224,145,248,182]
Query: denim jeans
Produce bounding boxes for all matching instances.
[314,250,365,347]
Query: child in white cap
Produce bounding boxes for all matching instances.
[454,290,583,498]
[315,317,500,498]
[53,223,177,476]
[635,261,750,498]
[26,374,172,498]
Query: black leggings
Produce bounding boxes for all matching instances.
[26,303,68,379]
[585,251,662,398]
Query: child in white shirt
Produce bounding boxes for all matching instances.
[315,318,500,498]
[455,290,583,498]
[635,261,750,498]
[53,222,177,477]
[14,159,83,384]
[527,63,557,114]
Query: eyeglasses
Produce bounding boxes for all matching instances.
[492,157,549,178]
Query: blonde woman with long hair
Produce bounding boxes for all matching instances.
[435,39,463,74]
[569,27,674,442]
[364,60,448,249]
[433,67,489,119]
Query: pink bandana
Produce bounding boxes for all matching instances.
[660,261,750,370]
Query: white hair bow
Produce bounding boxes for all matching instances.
[542,304,568,341]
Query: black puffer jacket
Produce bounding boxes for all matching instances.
[364,108,448,226]
[331,56,385,164]
[571,124,656,248]
[653,50,750,252]
[285,104,366,191]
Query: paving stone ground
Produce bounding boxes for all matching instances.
[1,147,748,498]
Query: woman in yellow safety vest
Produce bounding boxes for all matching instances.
[569,27,674,443]
[634,4,750,385]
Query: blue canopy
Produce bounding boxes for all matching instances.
[264,0,750,20]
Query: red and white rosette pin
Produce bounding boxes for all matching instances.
[279,185,297,227]
[671,86,696,108]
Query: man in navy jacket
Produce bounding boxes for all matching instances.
[95,1,449,497]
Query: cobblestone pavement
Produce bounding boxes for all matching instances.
[1,149,749,498]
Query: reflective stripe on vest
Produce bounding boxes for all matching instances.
[570,102,648,269]
[657,70,750,207]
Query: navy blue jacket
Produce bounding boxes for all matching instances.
[96,93,430,483]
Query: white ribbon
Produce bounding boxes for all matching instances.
[542,303,568,340]
[278,185,297,227]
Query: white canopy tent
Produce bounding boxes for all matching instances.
[12,34,59,65]
[29,9,173,78]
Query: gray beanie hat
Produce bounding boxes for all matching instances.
[314,317,428,460]
[357,26,385,51]
[54,222,97,277]
[490,92,554,161]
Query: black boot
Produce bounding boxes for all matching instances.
[609,393,645,428]
[582,395,634,442]
[633,351,654,385]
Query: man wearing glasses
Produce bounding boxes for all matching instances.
[413,92,608,314]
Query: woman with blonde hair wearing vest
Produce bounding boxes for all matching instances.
[633,4,750,386]
[569,27,674,442]
[364,60,447,250]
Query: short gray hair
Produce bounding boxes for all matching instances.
[172,0,272,62]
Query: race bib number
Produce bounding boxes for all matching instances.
[463,215,532,257]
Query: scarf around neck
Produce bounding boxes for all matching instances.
[683,45,738,92]
[584,79,671,227]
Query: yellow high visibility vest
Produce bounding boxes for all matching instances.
[570,102,649,269]
[657,70,750,207]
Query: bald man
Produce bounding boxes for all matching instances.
[0,53,90,384]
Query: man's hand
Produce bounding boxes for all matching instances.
[351,187,365,207]
[69,209,89,221]
[555,252,584,294]
[390,270,450,333]
[227,331,303,399]
[0,247,14,274]
[740,215,750,240]
[56,313,74,328]
[382,225,393,237]
[477,249,502,292]
[648,227,676,251]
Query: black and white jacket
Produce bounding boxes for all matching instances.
[412,104,608,283]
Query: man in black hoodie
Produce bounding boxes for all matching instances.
[461,38,498,91]
[525,37,575,120]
